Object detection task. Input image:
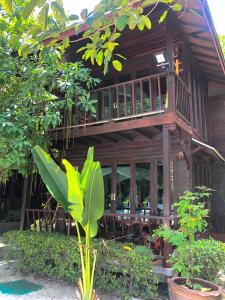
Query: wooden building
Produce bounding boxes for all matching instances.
[20,0,225,253]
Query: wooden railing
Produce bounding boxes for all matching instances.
[24,209,177,245]
[91,73,167,122]
[175,74,191,124]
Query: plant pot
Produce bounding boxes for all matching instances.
[168,277,223,300]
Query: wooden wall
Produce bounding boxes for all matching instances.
[209,94,225,232]
[65,129,191,202]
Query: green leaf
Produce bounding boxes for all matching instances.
[82,160,104,237]
[18,43,31,57]
[38,3,49,31]
[137,21,145,31]
[0,0,12,14]
[22,0,39,19]
[141,15,152,30]
[32,145,68,211]
[62,159,83,223]
[142,0,156,6]
[115,15,128,31]
[51,1,65,18]
[96,50,103,66]
[112,60,122,72]
[159,10,168,24]
[68,14,79,21]
[172,3,182,12]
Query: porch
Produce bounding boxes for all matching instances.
[50,71,192,142]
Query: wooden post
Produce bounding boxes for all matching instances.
[20,176,28,230]
[166,18,175,113]
[163,125,171,218]
[150,160,158,215]
[130,162,136,214]
[111,163,117,213]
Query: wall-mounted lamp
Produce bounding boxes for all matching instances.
[153,51,169,69]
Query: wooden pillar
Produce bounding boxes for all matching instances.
[150,160,158,215]
[130,162,136,214]
[163,125,171,219]
[20,176,28,230]
[166,18,175,113]
[111,163,117,213]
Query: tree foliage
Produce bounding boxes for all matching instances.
[0,2,99,183]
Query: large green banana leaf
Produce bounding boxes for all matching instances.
[62,159,84,223]
[33,145,104,238]
[32,145,68,211]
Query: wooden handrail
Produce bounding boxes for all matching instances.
[92,72,167,92]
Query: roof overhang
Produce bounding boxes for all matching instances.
[174,0,225,88]
[192,138,225,163]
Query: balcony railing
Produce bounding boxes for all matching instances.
[175,74,191,124]
[91,72,167,122]
[51,72,192,134]
[24,208,177,244]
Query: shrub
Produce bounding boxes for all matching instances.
[3,230,158,299]
[172,238,225,285]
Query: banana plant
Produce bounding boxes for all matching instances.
[32,145,104,300]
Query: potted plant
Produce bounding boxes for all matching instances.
[32,145,104,300]
[154,187,223,300]
[77,93,98,124]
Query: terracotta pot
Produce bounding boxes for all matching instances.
[168,277,223,300]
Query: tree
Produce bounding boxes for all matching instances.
[0,3,99,183]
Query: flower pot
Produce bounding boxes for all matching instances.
[168,277,223,300]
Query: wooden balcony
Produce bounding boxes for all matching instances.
[51,72,192,139]
[92,72,167,122]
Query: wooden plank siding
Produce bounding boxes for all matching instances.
[208,94,225,232]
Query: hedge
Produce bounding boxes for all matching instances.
[3,230,158,299]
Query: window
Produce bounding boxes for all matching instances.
[135,163,150,213]
[116,164,131,213]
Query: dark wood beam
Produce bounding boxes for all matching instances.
[135,128,152,139]
[193,51,217,60]
[99,134,119,143]
[180,21,207,31]
[190,35,211,43]
[76,139,89,146]
[163,125,171,218]
[188,30,207,37]
[192,146,202,155]
[85,136,103,144]
[115,132,134,141]
[55,113,175,140]
[190,43,215,53]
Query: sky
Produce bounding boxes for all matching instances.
[63,0,225,35]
